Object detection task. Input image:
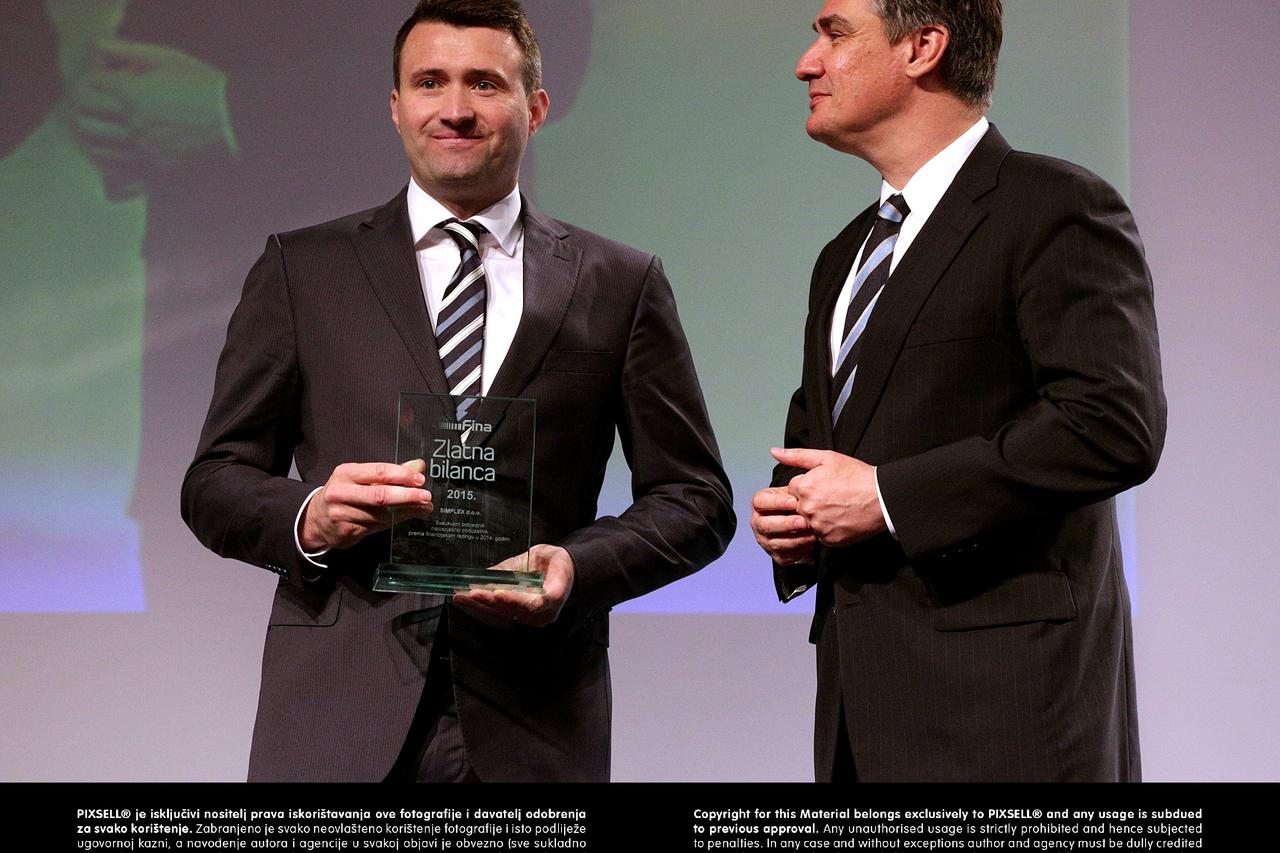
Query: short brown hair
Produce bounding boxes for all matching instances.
[873,0,1002,108]
[393,0,543,93]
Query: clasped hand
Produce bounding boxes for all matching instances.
[750,447,887,564]
[68,38,236,180]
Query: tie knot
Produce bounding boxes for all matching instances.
[437,218,488,252]
[877,194,909,225]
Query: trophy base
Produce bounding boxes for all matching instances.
[373,563,545,594]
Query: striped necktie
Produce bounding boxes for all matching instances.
[435,219,488,422]
[831,194,910,425]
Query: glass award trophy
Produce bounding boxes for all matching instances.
[374,392,539,594]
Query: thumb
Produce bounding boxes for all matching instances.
[771,447,833,470]
[92,37,167,72]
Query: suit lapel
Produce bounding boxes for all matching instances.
[474,199,581,438]
[832,126,1010,452]
[811,206,877,449]
[352,187,452,398]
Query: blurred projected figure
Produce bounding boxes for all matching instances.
[0,0,234,611]
[0,0,587,614]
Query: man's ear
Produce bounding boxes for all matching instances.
[527,88,550,135]
[903,24,949,82]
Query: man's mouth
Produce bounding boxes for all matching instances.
[432,133,483,147]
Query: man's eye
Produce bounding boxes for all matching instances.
[475,81,496,91]
[419,79,440,89]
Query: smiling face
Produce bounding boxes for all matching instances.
[795,0,913,156]
[390,21,548,218]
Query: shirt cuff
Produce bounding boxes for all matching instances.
[873,467,898,540]
[294,486,331,569]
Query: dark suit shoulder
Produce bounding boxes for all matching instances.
[997,149,1128,207]
[272,202,387,248]
[531,210,657,272]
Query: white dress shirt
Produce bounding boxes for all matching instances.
[406,179,525,394]
[295,180,528,566]
[825,117,989,536]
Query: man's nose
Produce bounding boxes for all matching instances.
[796,42,823,81]
[439,87,476,124]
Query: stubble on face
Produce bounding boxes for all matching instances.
[390,21,546,216]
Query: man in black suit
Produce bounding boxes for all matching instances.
[751,0,1165,782]
[182,0,734,782]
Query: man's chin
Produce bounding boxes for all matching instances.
[804,119,831,144]
[433,169,483,183]
[804,120,860,155]
[419,164,491,191]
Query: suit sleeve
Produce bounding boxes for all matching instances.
[180,235,318,587]
[559,256,736,612]
[771,379,821,603]
[877,169,1167,563]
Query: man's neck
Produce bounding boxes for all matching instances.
[858,98,985,189]
[412,177,517,221]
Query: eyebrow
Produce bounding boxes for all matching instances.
[814,14,854,34]
[407,66,510,82]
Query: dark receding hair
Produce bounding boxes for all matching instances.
[873,0,1002,108]
[393,0,543,93]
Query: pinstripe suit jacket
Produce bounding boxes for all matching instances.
[182,188,734,781]
[773,126,1165,782]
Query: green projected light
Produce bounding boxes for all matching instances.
[0,0,1134,613]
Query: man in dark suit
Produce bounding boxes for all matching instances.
[181,0,734,782]
[750,0,1165,782]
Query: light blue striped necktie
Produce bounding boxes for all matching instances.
[434,219,488,422]
[831,194,910,425]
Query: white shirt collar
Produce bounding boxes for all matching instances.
[405,179,523,257]
[881,116,989,219]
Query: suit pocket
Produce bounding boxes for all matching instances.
[902,313,995,349]
[931,570,1076,632]
[267,582,343,628]
[543,348,615,375]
